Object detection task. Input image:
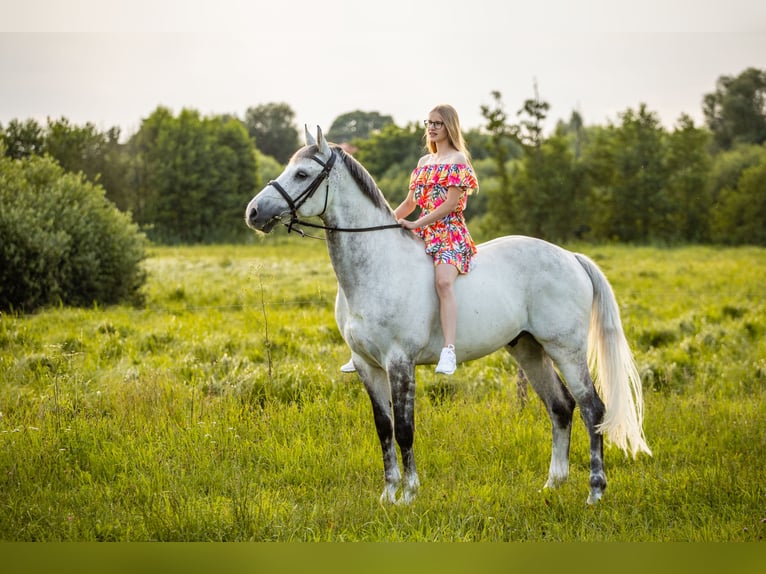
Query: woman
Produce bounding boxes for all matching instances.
[341,104,478,375]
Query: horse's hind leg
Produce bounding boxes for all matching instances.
[507,334,576,489]
[545,344,606,504]
[357,362,401,503]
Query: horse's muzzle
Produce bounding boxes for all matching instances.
[246,203,282,233]
[246,206,260,229]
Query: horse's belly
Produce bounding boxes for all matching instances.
[455,285,526,360]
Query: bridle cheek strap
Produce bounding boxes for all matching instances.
[267,152,336,228]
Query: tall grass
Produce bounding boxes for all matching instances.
[1,239,764,541]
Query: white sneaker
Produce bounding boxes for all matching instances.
[435,345,457,375]
[340,359,356,373]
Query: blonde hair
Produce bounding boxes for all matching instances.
[425,104,477,193]
[426,104,473,168]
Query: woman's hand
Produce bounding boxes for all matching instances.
[398,218,419,230]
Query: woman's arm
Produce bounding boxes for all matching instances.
[393,190,417,221]
[399,186,461,230]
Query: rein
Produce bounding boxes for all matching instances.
[266,150,403,239]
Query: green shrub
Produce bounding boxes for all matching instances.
[0,153,147,311]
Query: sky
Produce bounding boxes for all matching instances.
[1,0,765,141]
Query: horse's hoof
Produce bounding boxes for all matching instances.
[400,474,419,505]
[543,476,567,490]
[587,474,606,504]
[586,491,603,505]
[397,490,417,505]
[379,484,398,504]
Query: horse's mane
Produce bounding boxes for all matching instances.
[294,144,394,213]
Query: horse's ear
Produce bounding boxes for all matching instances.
[316,126,331,156]
[304,124,317,146]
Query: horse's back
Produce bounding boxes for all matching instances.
[471,235,590,295]
[476,235,570,262]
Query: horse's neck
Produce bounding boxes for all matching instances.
[326,225,421,292]
[323,179,424,299]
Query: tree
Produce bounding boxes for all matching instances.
[352,122,422,206]
[579,124,619,240]
[1,118,46,159]
[711,154,766,245]
[125,106,174,226]
[353,122,422,179]
[514,134,587,242]
[2,117,133,214]
[44,117,132,212]
[556,110,587,159]
[517,80,550,150]
[327,110,394,142]
[45,117,107,180]
[480,91,522,233]
[129,107,258,243]
[706,143,766,206]
[663,115,712,242]
[480,91,518,192]
[243,102,299,164]
[709,144,766,245]
[204,117,261,242]
[610,104,669,242]
[703,67,766,151]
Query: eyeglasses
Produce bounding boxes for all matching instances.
[423,120,445,129]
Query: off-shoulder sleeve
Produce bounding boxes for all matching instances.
[409,163,479,192]
[445,164,478,192]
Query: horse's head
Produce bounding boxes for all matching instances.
[246,126,335,233]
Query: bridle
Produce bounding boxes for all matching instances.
[265,149,402,238]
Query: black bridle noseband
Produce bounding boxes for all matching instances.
[266,150,402,238]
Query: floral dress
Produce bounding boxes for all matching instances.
[409,163,478,274]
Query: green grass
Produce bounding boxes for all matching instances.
[1,239,764,541]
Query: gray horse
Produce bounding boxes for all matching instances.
[246,127,651,505]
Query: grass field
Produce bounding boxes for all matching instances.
[1,238,764,541]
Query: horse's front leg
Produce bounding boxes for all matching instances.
[358,363,401,503]
[388,358,419,504]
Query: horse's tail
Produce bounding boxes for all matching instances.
[574,253,652,458]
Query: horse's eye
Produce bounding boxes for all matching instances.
[295,170,308,179]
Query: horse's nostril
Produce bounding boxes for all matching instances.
[248,207,258,225]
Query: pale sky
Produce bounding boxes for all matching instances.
[1,0,765,140]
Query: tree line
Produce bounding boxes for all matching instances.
[1,67,764,245]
